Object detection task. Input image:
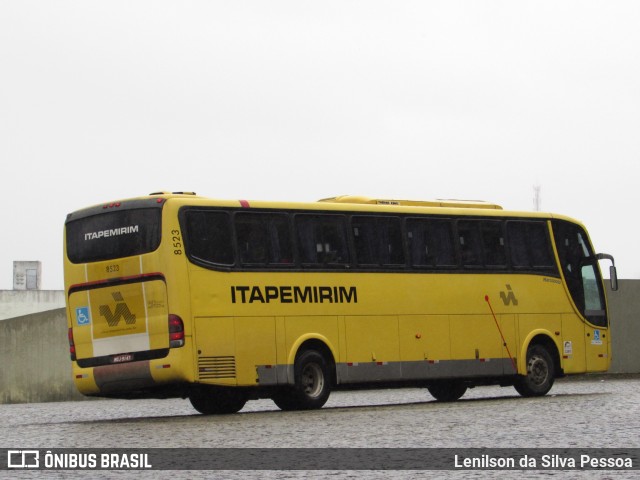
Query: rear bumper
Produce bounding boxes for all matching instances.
[72,346,193,398]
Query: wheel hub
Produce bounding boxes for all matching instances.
[528,355,549,386]
[302,363,324,398]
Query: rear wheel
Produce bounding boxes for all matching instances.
[273,349,331,411]
[427,381,467,402]
[514,344,555,397]
[189,386,247,414]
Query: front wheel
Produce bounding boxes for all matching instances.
[273,349,332,411]
[514,344,555,397]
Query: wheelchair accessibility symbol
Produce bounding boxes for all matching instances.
[76,306,91,326]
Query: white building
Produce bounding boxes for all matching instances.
[1,261,65,320]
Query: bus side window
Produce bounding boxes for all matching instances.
[353,216,404,266]
[269,214,293,264]
[430,220,456,267]
[235,213,269,265]
[295,214,350,266]
[380,217,404,265]
[235,213,294,266]
[458,220,506,269]
[507,221,555,271]
[352,216,377,265]
[407,218,456,268]
[406,218,429,267]
[529,224,554,268]
[508,221,529,267]
[184,210,234,266]
[482,221,506,267]
[458,220,483,267]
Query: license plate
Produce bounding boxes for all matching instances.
[112,353,133,363]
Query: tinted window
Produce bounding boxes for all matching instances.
[553,220,606,326]
[183,210,234,265]
[457,220,506,268]
[352,216,404,266]
[406,218,456,267]
[507,221,555,269]
[236,213,293,266]
[458,220,483,267]
[66,208,161,263]
[295,214,349,266]
[482,221,506,267]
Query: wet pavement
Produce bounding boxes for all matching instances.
[1,374,639,479]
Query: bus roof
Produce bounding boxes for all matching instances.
[147,192,584,222]
[67,192,583,227]
[318,195,503,210]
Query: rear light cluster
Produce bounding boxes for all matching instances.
[169,314,185,348]
[68,328,76,361]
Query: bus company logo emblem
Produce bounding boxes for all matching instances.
[500,284,518,306]
[99,292,136,327]
[7,450,39,468]
[75,306,91,326]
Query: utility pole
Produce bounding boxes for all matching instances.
[533,184,541,212]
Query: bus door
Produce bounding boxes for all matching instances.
[579,260,610,371]
[553,221,611,372]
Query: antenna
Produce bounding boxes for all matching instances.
[533,184,541,211]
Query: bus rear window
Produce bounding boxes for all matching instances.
[66,208,162,263]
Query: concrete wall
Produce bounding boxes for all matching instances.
[0,289,65,321]
[0,308,84,404]
[608,280,640,373]
[0,281,638,404]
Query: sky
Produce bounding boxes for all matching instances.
[1,1,639,290]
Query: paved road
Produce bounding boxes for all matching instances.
[1,375,639,479]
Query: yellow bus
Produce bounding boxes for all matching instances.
[64,192,618,414]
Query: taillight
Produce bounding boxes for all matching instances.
[68,328,76,361]
[169,314,185,348]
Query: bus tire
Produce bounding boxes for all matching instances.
[514,344,555,397]
[189,386,247,415]
[273,349,331,411]
[427,381,467,402]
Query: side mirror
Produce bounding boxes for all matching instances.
[610,265,619,291]
[594,253,618,291]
